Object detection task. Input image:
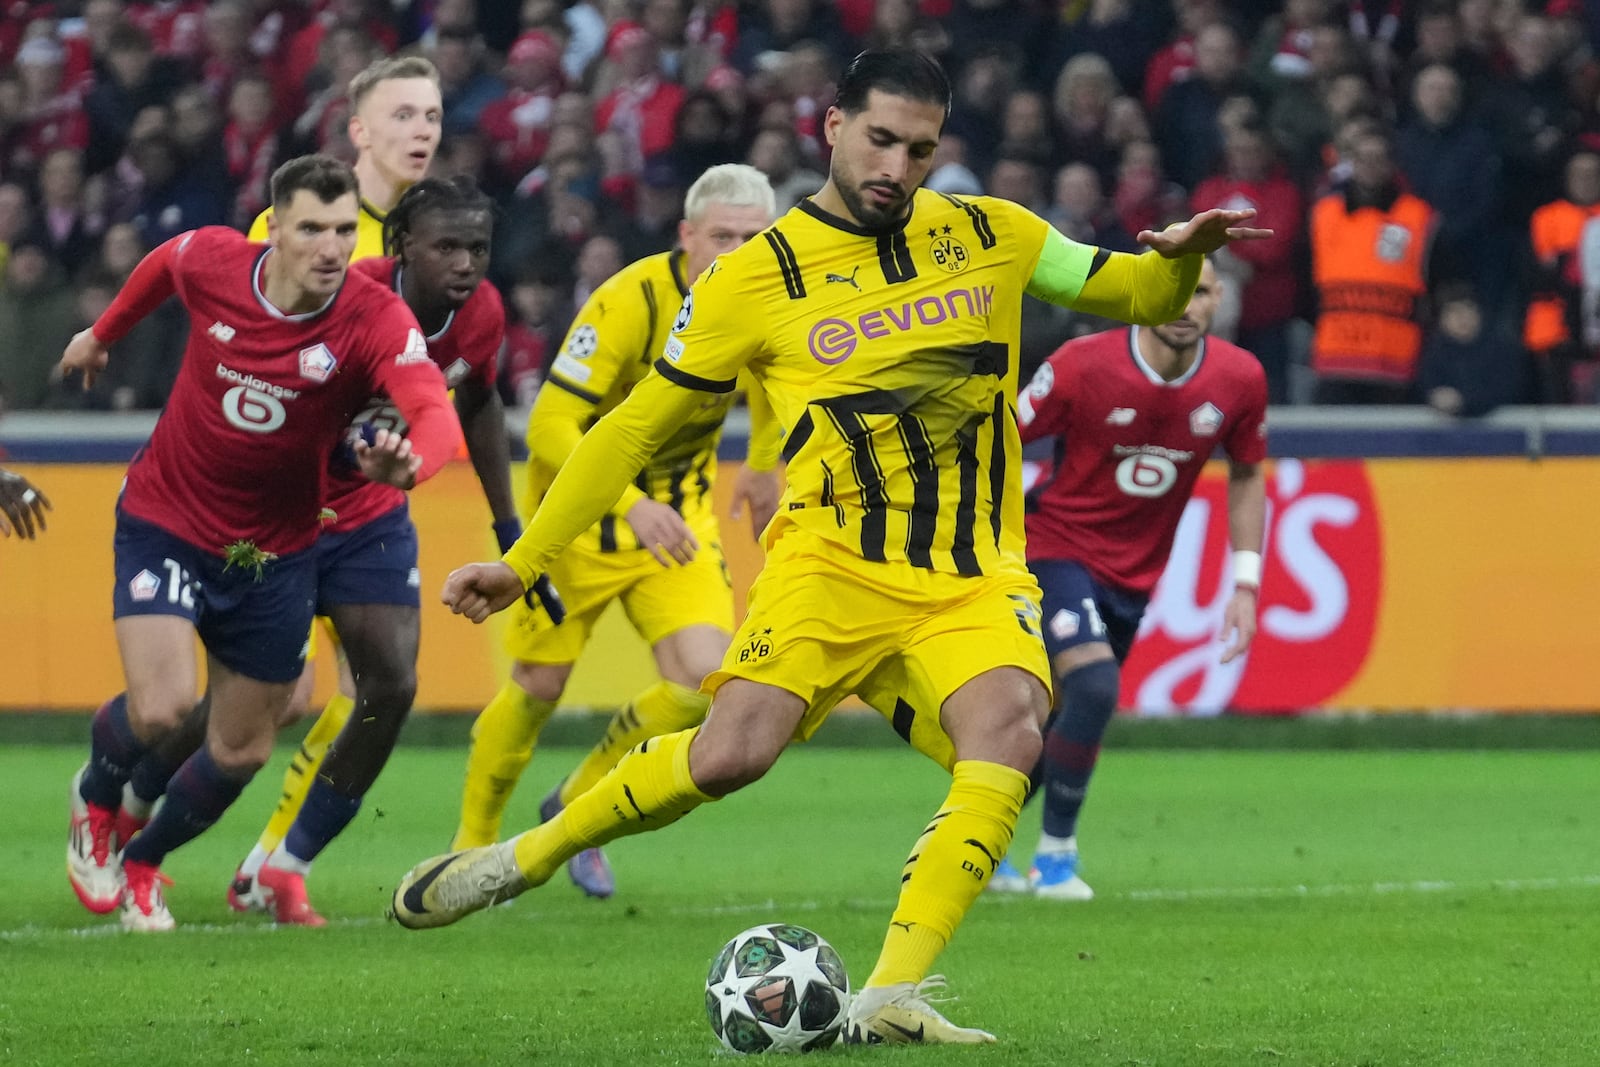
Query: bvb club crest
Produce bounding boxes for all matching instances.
[930,233,969,273]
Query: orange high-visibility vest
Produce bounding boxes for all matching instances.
[1523,199,1600,353]
[1311,190,1434,383]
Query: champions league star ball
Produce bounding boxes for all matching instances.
[704,924,851,1054]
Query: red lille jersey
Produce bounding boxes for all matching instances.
[322,259,505,533]
[1018,326,1268,595]
[103,227,455,557]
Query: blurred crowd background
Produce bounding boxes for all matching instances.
[3,0,1600,418]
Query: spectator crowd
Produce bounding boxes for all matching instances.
[5,0,1600,416]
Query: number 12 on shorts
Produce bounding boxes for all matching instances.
[163,558,197,609]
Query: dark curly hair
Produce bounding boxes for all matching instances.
[382,175,494,259]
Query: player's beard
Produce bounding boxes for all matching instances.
[833,168,911,234]
[1151,321,1202,356]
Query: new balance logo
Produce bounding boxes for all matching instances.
[395,327,430,365]
[1106,407,1137,425]
[825,265,861,290]
[208,321,236,343]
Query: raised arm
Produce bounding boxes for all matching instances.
[1026,208,1270,326]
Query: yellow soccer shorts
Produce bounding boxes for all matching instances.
[303,615,339,660]
[703,526,1051,772]
[504,533,735,666]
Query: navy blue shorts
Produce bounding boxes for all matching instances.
[113,511,316,683]
[1029,558,1149,666]
[314,503,421,612]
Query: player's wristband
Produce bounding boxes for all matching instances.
[524,573,567,625]
[492,518,523,555]
[1233,550,1263,591]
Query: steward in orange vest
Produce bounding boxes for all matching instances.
[1311,133,1436,402]
[1524,150,1600,402]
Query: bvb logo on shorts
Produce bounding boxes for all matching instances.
[738,627,775,663]
[931,234,969,273]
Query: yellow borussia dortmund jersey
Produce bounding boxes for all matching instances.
[532,249,733,553]
[247,199,392,262]
[661,190,1051,577]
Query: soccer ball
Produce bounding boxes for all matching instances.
[704,923,851,1054]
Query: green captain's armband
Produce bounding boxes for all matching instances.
[1024,228,1102,306]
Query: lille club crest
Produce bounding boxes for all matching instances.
[128,569,161,602]
[299,343,337,383]
[1189,401,1223,437]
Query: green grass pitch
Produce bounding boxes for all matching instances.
[3,738,1597,1065]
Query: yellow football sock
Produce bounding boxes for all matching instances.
[256,691,354,854]
[512,727,712,886]
[865,760,1028,989]
[452,682,558,849]
[558,680,709,806]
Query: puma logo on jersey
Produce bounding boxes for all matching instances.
[825,265,861,290]
[208,321,236,343]
[1106,407,1137,425]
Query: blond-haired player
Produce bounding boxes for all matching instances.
[247,55,442,259]
[450,163,783,899]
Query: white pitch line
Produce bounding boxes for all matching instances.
[1115,874,1600,903]
[5,875,1597,942]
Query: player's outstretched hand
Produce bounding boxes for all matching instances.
[0,468,51,539]
[730,465,783,538]
[59,328,110,390]
[625,498,699,567]
[355,427,423,490]
[1139,208,1273,258]
[442,561,525,623]
[1219,586,1259,664]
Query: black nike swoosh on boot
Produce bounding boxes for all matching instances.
[400,856,457,918]
[886,1021,925,1041]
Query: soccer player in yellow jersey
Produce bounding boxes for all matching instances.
[246,55,443,262]
[449,164,785,897]
[396,50,1267,1044]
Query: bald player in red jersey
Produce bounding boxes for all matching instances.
[61,156,462,931]
[996,257,1268,900]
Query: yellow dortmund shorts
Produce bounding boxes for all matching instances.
[703,526,1050,771]
[504,530,735,666]
[303,616,338,661]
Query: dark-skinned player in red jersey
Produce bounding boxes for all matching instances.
[991,257,1268,900]
[115,177,523,925]
[61,156,463,932]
